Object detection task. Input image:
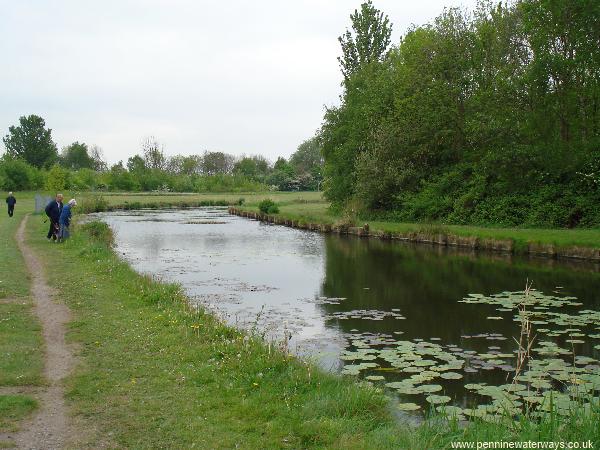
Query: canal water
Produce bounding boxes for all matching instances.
[98,208,600,416]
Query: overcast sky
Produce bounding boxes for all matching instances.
[0,0,478,164]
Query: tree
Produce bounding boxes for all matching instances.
[108,161,139,191]
[3,115,58,168]
[89,145,108,172]
[290,137,324,174]
[127,154,146,173]
[233,157,258,178]
[273,157,289,172]
[180,155,202,176]
[201,151,235,175]
[60,141,95,170]
[338,1,392,81]
[142,136,166,170]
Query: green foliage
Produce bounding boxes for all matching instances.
[60,142,95,170]
[79,195,110,214]
[71,168,99,190]
[2,115,58,168]
[0,159,34,190]
[79,221,114,246]
[106,162,140,191]
[258,198,280,214]
[338,1,392,80]
[321,0,600,227]
[196,174,267,193]
[44,165,70,192]
[126,154,146,173]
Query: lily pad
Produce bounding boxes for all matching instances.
[417,384,443,393]
[426,395,451,404]
[440,372,463,380]
[397,402,421,411]
[365,375,385,381]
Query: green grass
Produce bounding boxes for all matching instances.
[0,193,42,435]
[0,302,44,386]
[0,200,30,299]
[0,194,44,386]
[0,395,37,433]
[370,221,600,250]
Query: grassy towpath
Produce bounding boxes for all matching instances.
[0,196,43,448]
[11,214,78,449]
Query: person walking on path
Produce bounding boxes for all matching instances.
[6,192,16,217]
[58,199,77,241]
[45,193,63,241]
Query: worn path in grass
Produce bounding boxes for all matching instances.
[11,215,76,449]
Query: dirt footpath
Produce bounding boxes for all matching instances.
[10,215,75,450]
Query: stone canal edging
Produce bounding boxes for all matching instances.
[228,207,600,262]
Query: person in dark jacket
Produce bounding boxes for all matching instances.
[58,199,77,241]
[6,192,16,217]
[45,194,64,240]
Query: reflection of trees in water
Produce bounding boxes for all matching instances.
[319,235,600,349]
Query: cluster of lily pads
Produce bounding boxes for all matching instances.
[461,290,600,350]
[326,309,405,321]
[305,296,348,305]
[336,289,600,419]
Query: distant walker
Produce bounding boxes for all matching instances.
[6,192,16,217]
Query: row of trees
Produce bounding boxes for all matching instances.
[321,0,600,227]
[1,115,323,192]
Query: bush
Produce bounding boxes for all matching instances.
[79,195,109,213]
[0,159,33,190]
[45,165,70,192]
[258,199,279,214]
[195,174,268,193]
[80,221,114,247]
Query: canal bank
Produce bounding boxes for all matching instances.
[228,207,600,263]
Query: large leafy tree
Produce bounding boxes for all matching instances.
[60,141,95,170]
[3,115,58,168]
[337,1,392,82]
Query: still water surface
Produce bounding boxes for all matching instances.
[98,208,600,413]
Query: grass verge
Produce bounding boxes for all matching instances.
[0,395,37,433]
[0,195,42,435]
